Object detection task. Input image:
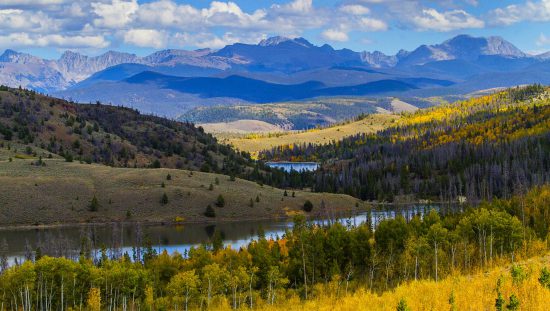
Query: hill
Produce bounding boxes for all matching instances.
[221,114,400,156]
[0,86,258,172]
[182,96,432,130]
[257,254,550,311]
[263,85,550,202]
[0,86,319,192]
[0,154,361,227]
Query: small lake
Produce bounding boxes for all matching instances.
[0,203,457,266]
[266,161,319,172]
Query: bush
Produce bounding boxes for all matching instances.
[161,193,169,205]
[303,200,313,212]
[166,174,172,180]
[396,298,411,311]
[215,194,225,207]
[511,265,527,285]
[204,205,216,218]
[539,267,550,289]
[89,195,99,212]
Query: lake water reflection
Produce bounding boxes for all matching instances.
[1,203,455,266]
[266,162,319,172]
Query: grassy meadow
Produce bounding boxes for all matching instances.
[0,153,363,227]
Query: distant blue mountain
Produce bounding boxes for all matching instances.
[124,71,419,102]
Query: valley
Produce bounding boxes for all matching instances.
[1,7,550,308]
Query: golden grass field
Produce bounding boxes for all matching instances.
[0,148,363,227]
[219,114,400,156]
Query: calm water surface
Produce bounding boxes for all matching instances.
[1,204,455,266]
[266,162,319,172]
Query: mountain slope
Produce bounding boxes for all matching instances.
[0,157,360,226]
[263,86,550,202]
[122,71,419,103]
[0,86,252,173]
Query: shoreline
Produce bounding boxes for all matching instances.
[0,201,464,231]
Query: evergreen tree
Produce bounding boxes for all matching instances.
[303,200,313,212]
[539,267,550,289]
[396,298,411,311]
[161,192,169,205]
[216,194,225,207]
[506,294,520,311]
[89,195,99,212]
[205,205,216,218]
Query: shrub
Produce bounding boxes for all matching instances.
[166,174,172,180]
[215,194,225,207]
[303,200,314,212]
[396,298,411,311]
[89,195,99,212]
[506,294,520,311]
[161,193,169,205]
[511,265,527,285]
[208,183,214,191]
[204,205,216,218]
[539,267,550,289]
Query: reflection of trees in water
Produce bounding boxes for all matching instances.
[205,225,216,238]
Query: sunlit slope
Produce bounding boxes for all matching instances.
[250,255,550,311]
[224,114,399,156]
[0,156,362,226]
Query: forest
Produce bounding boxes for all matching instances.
[261,85,550,202]
[1,185,550,310]
[0,86,296,187]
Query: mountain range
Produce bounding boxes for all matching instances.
[1,34,549,117]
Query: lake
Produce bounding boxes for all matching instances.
[266,161,319,172]
[0,203,455,266]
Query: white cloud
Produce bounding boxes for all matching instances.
[321,29,349,42]
[201,1,267,28]
[173,32,266,49]
[359,17,388,31]
[0,33,108,49]
[91,0,138,29]
[0,9,59,33]
[136,0,202,29]
[537,33,550,46]
[0,0,68,6]
[272,0,313,14]
[412,8,484,31]
[340,5,370,15]
[123,29,167,48]
[490,0,550,26]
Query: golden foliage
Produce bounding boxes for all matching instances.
[86,287,101,311]
[256,255,550,311]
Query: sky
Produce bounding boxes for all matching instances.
[1,0,550,59]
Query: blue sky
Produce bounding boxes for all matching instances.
[1,0,550,59]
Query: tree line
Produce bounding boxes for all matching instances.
[1,185,549,310]
[260,86,550,202]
